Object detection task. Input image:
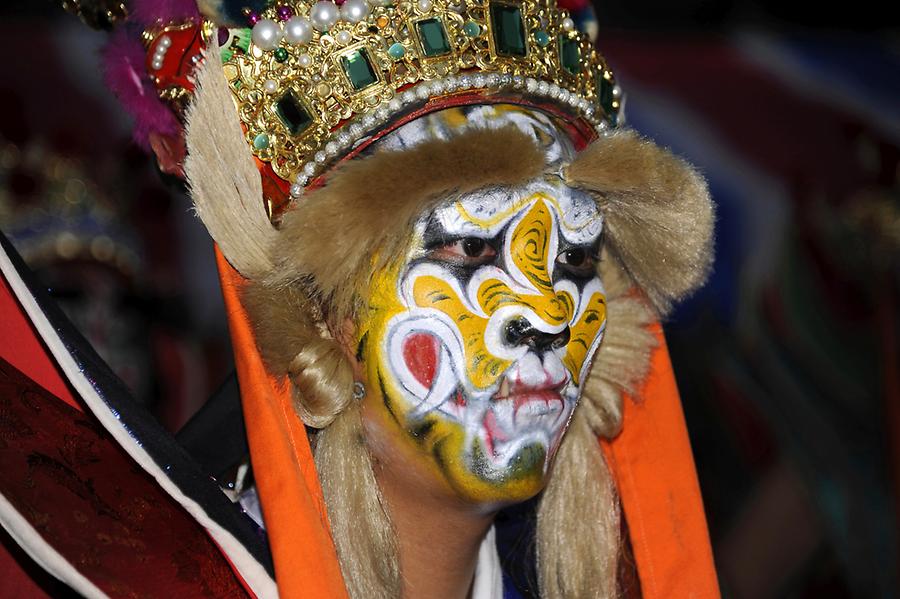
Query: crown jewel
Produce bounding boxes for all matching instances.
[208,0,622,199]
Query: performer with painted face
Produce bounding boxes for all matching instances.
[0,0,719,597]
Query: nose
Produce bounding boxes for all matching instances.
[503,318,570,352]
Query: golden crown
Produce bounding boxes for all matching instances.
[150,0,622,203]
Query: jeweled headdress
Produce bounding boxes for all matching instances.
[133,0,622,220]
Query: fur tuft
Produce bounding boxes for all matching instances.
[537,409,620,598]
[241,282,356,428]
[579,249,657,439]
[184,48,276,279]
[265,126,546,324]
[566,129,715,315]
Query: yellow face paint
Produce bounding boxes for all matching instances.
[357,181,606,504]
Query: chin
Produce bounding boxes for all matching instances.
[410,412,567,506]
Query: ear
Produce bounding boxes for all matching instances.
[335,318,365,381]
[148,130,186,179]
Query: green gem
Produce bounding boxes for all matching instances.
[463,21,481,37]
[275,91,313,136]
[490,3,527,57]
[534,30,550,47]
[416,18,451,57]
[274,47,288,62]
[388,42,406,59]
[341,48,378,91]
[253,133,270,150]
[597,74,617,125]
[560,36,580,75]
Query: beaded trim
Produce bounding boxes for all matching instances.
[286,71,621,199]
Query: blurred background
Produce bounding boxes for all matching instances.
[0,1,897,596]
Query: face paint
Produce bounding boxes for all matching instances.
[358,179,607,504]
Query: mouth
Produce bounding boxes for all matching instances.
[479,374,570,465]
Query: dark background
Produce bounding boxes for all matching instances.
[0,1,898,597]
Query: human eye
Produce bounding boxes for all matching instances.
[427,237,498,266]
[555,246,597,277]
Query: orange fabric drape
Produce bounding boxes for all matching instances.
[603,326,720,598]
[217,249,718,598]
[217,248,349,599]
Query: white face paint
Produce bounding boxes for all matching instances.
[358,177,607,502]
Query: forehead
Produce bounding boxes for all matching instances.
[430,180,603,246]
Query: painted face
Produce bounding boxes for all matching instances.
[357,178,607,504]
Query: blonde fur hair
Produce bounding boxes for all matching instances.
[185,55,712,599]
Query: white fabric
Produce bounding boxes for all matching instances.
[0,492,106,598]
[471,525,504,599]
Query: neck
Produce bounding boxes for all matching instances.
[374,463,496,599]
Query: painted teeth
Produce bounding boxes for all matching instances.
[493,398,515,434]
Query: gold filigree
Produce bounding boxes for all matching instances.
[222,0,620,189]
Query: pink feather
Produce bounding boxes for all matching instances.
[101,28,181,149]
[129,0,200,27]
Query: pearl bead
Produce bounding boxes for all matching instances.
[303,162,317,176]
[263,79,279,94]
[417,0,433,11]
[159,35,172,48]
[310,1,340,32]
[298,53,313,67]
[325,141,339,155]
[335,30,353,45]
[290,183,304,197]
[284,16,313,44]
[151,59,163,70]
[562,17,575,31]
[252,19,283,51]
[388,98,402,111]
[341,0,370,23]
[315,151,327,163]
